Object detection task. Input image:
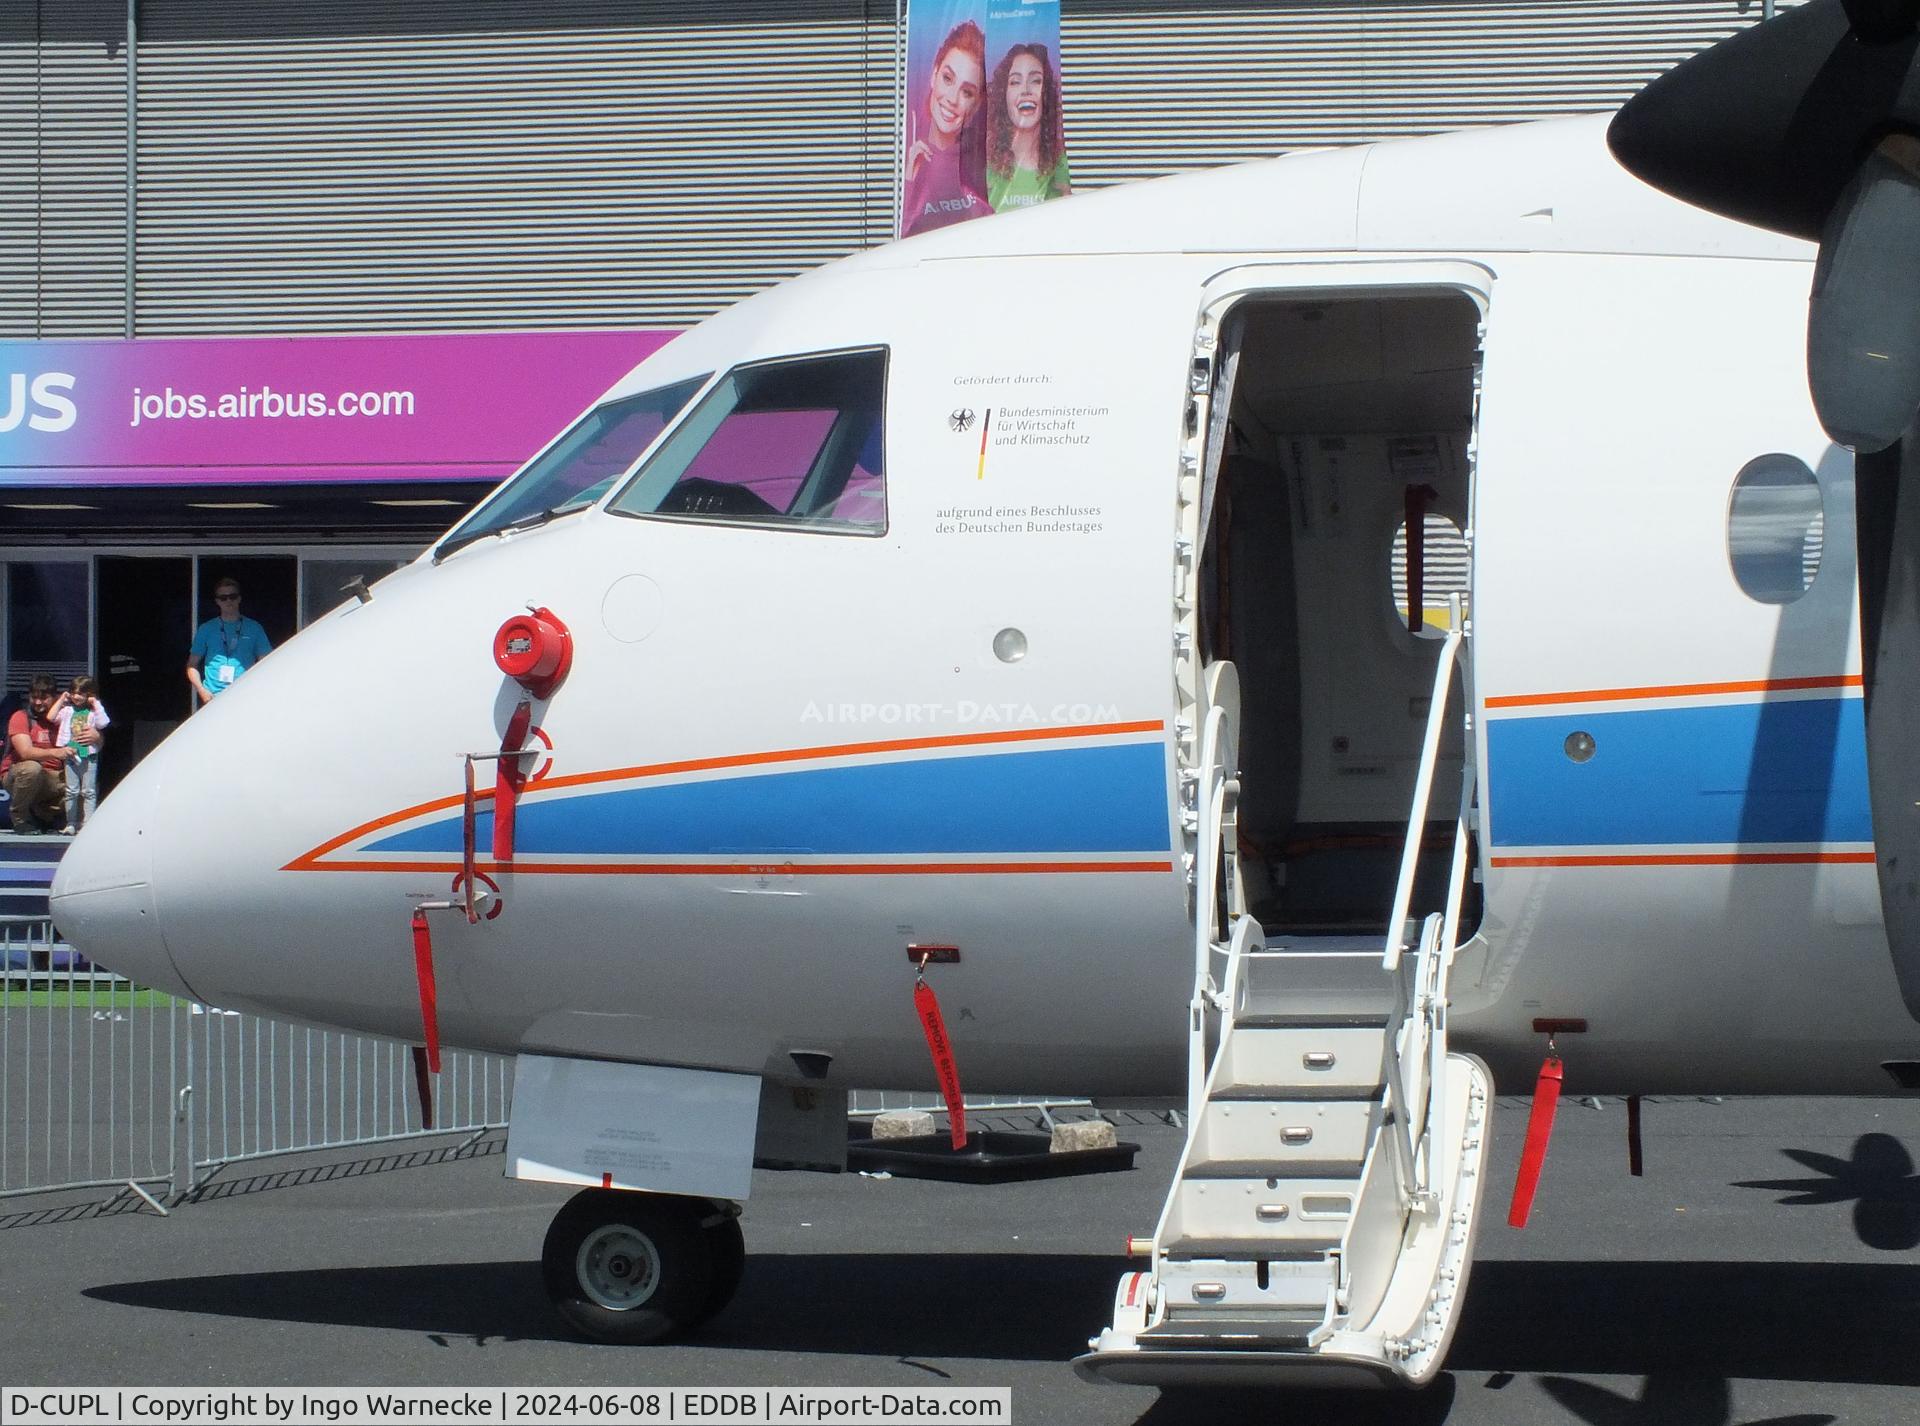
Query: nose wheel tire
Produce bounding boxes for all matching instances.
[542,1190,728,1344]
[698,1211,746,1325]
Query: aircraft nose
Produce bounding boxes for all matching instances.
[49,757,196,1002]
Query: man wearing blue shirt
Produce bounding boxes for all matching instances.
[187,577,272,706]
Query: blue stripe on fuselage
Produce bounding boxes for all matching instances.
[367,741,1172,857]
[1486,696,1870,848]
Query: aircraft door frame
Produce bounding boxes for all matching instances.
[1175,260,1492,928]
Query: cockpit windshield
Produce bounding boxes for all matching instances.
[435,374,708,559]
[607,348,886,533]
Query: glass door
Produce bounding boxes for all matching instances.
[95,557,193,795]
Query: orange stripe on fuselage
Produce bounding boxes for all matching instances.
[284,719,1167,873]
[1484,674,1862,711]
[1491,851,1876,868]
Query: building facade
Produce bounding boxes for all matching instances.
[6,1,1783,338]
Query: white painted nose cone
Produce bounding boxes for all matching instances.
[601,573,665,644]
[49,763,196,1001]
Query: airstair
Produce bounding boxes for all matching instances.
[1078,603,1491,1389]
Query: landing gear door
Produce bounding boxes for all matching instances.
[507,1055,760,1200]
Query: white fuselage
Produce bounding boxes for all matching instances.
[50,114,1919,1099]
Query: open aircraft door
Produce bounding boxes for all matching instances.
[1176,261,1490,949]
[1080,262,1493,1387]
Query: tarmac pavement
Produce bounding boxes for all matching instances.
[4,1095,1920,1425]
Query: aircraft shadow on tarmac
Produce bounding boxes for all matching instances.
[1142,1374,1841,1426]
[1732,1132,1920,1251]
[85,1254,1920,1396]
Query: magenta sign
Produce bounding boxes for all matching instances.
[0,331,676,488]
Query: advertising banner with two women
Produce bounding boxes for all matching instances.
[900,1,1072,238]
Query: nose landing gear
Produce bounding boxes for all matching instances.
[540,1189,745,1344]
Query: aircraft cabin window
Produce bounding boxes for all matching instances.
[436,374,709,557]
[1727,453,1824,604]
[607,348,887,534]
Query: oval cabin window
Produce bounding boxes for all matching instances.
[1727,453,1823,605]
[1389,513,1470,635]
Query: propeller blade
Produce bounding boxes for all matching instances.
[1843,0,1920,41]
[1854,437,1920,1020]
[1608,1,1865,242]
[1610,0,1920,1018]
[1809,139,1920,453]
[1609,1,1919,244]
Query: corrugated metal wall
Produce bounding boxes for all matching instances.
[2,0,130,338]
[133,1,896,333]
[1062,1,1780,182]
[0,7,37,338]
[0,1,1784,339]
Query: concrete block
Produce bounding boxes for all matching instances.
[1050,1118,1118,1153]
[872,1110,937,1140]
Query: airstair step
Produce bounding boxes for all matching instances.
[1178,1158,1360,1182]
[1260,929,1415,955]
[1154,1256,1335,1312]
[1216,1025,1390,1094]
[1189,1099,1381,1167]
[1136,1317,1321,1351]
[1208,1084,1383,1105]
[1237,947,1399,1021]
[1234,1012,1393,1031]
[1165,1176,1358,1248]
[1160,1242,1338,1263]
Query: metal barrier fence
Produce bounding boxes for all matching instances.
[3,913,1090,1206]
[177,999,512,1195]
[2,916,178,1202]
[2,914,509,1203]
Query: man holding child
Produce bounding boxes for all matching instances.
[5,674,73,835]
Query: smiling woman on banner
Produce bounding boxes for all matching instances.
[902,20,988,237]
[987,43,1070,212]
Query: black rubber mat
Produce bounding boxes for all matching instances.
[846,1129,1140,1184]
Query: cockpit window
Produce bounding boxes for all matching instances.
[607,348,887,533]
[436,375,708,557]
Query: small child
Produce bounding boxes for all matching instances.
[52,675,110,835]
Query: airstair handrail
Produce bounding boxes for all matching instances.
[1382,596,1467,973]
[1194,703,1230,974]
[1155,910,1263,1257]
[1187,703,1232,1127]
[1384,913,1444,1203]
[1423,752,1477,1195]
[1391,770,1477,1206]
[1378,592,1475,1210]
